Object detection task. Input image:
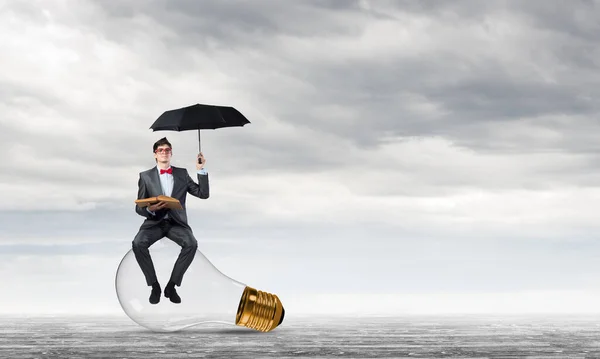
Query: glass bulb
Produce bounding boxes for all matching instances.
[114,238,285,332]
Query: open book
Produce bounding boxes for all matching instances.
[135,195,183,210]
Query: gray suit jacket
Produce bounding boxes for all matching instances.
[135,165,209,230]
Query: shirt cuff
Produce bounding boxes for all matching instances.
[197,168,208,175]
[146,207,155,215]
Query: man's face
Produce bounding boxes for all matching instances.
[154,145,172,163]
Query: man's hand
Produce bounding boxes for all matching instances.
[196,152,206,170]
[148,201,168,212]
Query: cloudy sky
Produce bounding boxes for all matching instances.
[1,0,600,318]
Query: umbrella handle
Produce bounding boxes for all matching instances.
[198,129,202,162]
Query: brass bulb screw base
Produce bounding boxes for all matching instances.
[235,286,285,332]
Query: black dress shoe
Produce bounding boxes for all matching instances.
[164,285,181,304]
[149,284,161,304]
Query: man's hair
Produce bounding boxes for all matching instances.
[153,137,172,152]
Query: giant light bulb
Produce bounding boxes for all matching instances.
[114,238,285,332]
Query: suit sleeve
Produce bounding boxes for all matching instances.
[186,169,209,199]
[135,173,155,219]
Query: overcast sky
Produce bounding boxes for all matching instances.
[1,0,600,318]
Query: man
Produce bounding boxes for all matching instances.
[132,137,209,304]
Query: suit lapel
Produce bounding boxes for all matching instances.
[171,166,184,196]
[149,166,164,195]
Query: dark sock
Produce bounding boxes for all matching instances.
[152,282,161,290]
[166,281,176,289]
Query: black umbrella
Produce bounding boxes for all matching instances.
[150,103,251,162]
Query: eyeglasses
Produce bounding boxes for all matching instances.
[155,148,172,154]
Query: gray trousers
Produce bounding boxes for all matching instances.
[132,219,198,286]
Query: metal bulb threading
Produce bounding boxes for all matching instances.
[235,286,285,332]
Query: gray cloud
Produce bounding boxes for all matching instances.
[94,0,600,154]
[3,0,598,161]
[0,0,599,211]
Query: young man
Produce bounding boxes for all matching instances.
[132,137,209,304]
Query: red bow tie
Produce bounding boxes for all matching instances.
[160,168,172,175]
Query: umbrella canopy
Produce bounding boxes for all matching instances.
[150,103,251,155]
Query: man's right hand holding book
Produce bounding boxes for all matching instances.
[148,201,169,212]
